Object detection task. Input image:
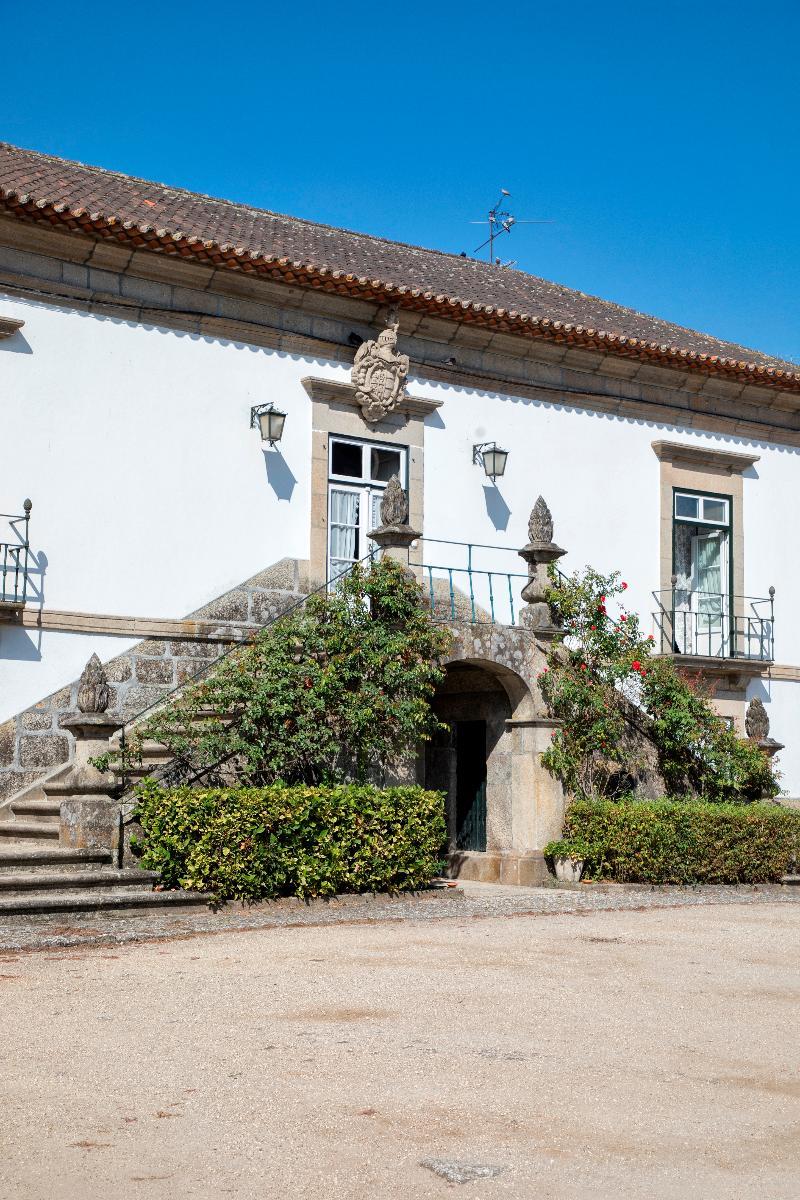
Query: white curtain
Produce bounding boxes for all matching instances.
[694,534,723,627]
[330,489,359,565]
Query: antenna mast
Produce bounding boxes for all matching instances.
[473,189,514,263]
[469,191,553,265]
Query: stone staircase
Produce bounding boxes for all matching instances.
[0,845,208,915]
[0,565,315,919]
[0,738,210,917]
[0,774,62,844]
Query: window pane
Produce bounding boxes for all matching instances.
[370,447,401,482]
[702,497,727,523]
[675,494,699,519]
[331,440,363,478]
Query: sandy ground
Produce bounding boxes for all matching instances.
[1,897,798,1199]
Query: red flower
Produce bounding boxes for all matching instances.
[622,582,628,590]
[631,660,642,672]
[620,614,627,622]
[590,624,596,630]
[580,663,588,671]
[647,635,655,642]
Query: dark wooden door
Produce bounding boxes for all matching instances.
[455,720,487,852]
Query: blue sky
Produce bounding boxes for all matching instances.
[2,1,798,361]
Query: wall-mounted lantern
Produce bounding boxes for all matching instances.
[473,441,509,482]
[250,403,287,447]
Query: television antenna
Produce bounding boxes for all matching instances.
[469,189,554,264]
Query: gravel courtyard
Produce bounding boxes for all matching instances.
[1,894,798,1199]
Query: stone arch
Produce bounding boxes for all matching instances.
[425,643,565,886]
[451,655,536,722]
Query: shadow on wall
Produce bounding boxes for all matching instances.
[0,625,42,661]
[26,551,48,607]
[483,484,511,532]
[0,330,33,355]
[263,449,297,502]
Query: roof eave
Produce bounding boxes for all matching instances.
[2,189,799,395]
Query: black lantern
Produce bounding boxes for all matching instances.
[473,441,509,482]
[251,403,287,446]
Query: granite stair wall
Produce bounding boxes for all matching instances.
[0,558,309,812]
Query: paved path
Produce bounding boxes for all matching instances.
[1,879,799,952]
[1,896,799,1198]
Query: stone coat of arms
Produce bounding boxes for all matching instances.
[352,314,409,423]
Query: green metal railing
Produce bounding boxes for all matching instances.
[411,538,527,627]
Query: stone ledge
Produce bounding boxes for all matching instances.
[0,315,24,338]
[651,440,760,473]
[447,850,550,887]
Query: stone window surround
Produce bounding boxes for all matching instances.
[652,440,762,733]
[653,440,759,617]
[302,378,439,588]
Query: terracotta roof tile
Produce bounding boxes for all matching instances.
[0,140,797,386]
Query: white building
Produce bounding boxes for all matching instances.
[0,142,796,879]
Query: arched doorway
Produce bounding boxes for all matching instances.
[424,657,525,864]
[424,655,565,884]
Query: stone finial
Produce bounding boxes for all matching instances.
[351,311,410,423]
[745,696,770,742]
[380,475,409,527]
[77,654,111,714]
[528,496,554,545]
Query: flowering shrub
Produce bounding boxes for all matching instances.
[540,567,655,798]
[540,566,779,803]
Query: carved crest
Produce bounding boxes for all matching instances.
[528,496,554,545]
[380,475,409,527]
[351,312,410,423]
[77,653,111,714]
[745,696,770,741]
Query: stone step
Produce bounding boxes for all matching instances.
[0,820,59,841]
[0,887,211,915]
[11,798,60,817]
[781,874,800,886]
[0,868,160,895]
[0,847,113,873]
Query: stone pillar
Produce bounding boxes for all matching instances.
[519,497,569,872]
[44,655,123,853]
[517,496,567,639]
[367,475,421,575]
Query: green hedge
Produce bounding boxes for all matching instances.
[133,781,446,902]
[562,796,800,884]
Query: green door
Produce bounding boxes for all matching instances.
[455,720,487,852]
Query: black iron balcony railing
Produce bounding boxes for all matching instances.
[652,587,775,662]
[0,500,32,607]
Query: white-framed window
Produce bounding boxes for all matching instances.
[328,436,407,580]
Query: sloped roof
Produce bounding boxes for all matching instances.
[0,140,797,389]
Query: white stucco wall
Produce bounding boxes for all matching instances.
[0,294,321,720]
[1,291,797,791]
